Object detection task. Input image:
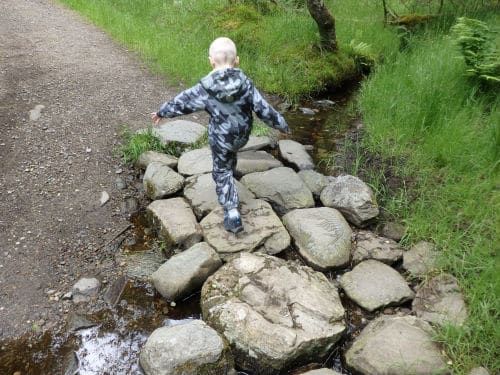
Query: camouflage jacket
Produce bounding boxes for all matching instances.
[157,68,290,142]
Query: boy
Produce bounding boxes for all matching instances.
[152,37,290,234]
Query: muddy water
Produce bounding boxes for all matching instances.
[0,94,365,374]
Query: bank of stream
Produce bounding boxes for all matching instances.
[0,87,399,375]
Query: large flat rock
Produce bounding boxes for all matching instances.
[177,147,212,176]
[279,139,314,170]
[200,199,290,257]
[320,175,379,227]
[339,259,414,312]
[235,150,282,176]
[183,173,255,219]
[153,119,206,144]
[136,151,178,170]
[282,207,351,270]
[201,252,346,374]
[147,197,202,249]
[240,167,314,215]
[403,241,438,277]
[140,320,234,375]
[345,315,450,375]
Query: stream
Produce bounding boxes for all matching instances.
[0,88,376,375]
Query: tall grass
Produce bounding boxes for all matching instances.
[359,24,500,373]
[57,0,399,101]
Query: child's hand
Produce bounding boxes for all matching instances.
[151,112,162,125]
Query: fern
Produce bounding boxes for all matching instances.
[451,17,500,86]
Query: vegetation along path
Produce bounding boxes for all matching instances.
[0,0,203,339]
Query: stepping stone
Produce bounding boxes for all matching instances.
[240,167,314,215]
[200,199,290,257]
[279,139,314,170]
[283,207,351,270]
[143,162,184,200]
[136,150,178,170]
[152,119,206,145]
[240,135,273,151]
[298,169,328,197]
[147,197,202,249]
[339,259,415,312]
[345,315,450,375]
[320,175,379,227]
[235,150,282,176]
[403,241,438,277]
[177,147,212,176]
[469,368,490,375]
[412,273,467,326]
[352,230,404,265]
[201,252,345,374]
[152,242,222,301]
[183,173,255,219]
[140,320,234,375]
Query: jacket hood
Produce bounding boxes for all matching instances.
[200,68,249,103]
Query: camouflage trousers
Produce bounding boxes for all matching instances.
[209,133,249,211]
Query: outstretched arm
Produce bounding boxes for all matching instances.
[152,83,208,123]
[252,86,291,134]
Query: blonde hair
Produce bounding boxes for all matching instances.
[209,37,238,67]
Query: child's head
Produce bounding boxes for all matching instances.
[209,37,239,69]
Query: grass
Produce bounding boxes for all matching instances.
[355,16,500,373]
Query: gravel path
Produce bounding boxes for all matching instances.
[0,0,200,339]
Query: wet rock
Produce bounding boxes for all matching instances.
[62,351,79,375]
[412,273,467,326]
[339,260,414,312]
[403,241,438,277]
[381,221,406,241]
[240,135,273,151]
[147,198,202,249]
[72,277,100,303]
[200,199,290,258]
[241,167,314,215]
[298,169,328,197]
[279,139,314,170]
[312,99,336,108]
[321,175,379,227]
[183,173,254,219]
[302,370,342,375]
[67,312,98,331]
[469,367,490,375]
[283,207,351,270]
[140,320,234,375]
[299,107,315,115]
[136,150,178,170]
[152,242,222,301]
[352,230,404,265]
[177,147,212,176]
[201,252,345,374]
[143,162,184,200]
[152,119,206,145]
[235,150,282,175]
[103,275,128,307]
[345,315,450,375]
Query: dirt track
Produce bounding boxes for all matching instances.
[0,0,200,339]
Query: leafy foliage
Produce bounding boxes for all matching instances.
[451,17,500,85]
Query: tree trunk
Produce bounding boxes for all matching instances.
[306,0,337,51]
